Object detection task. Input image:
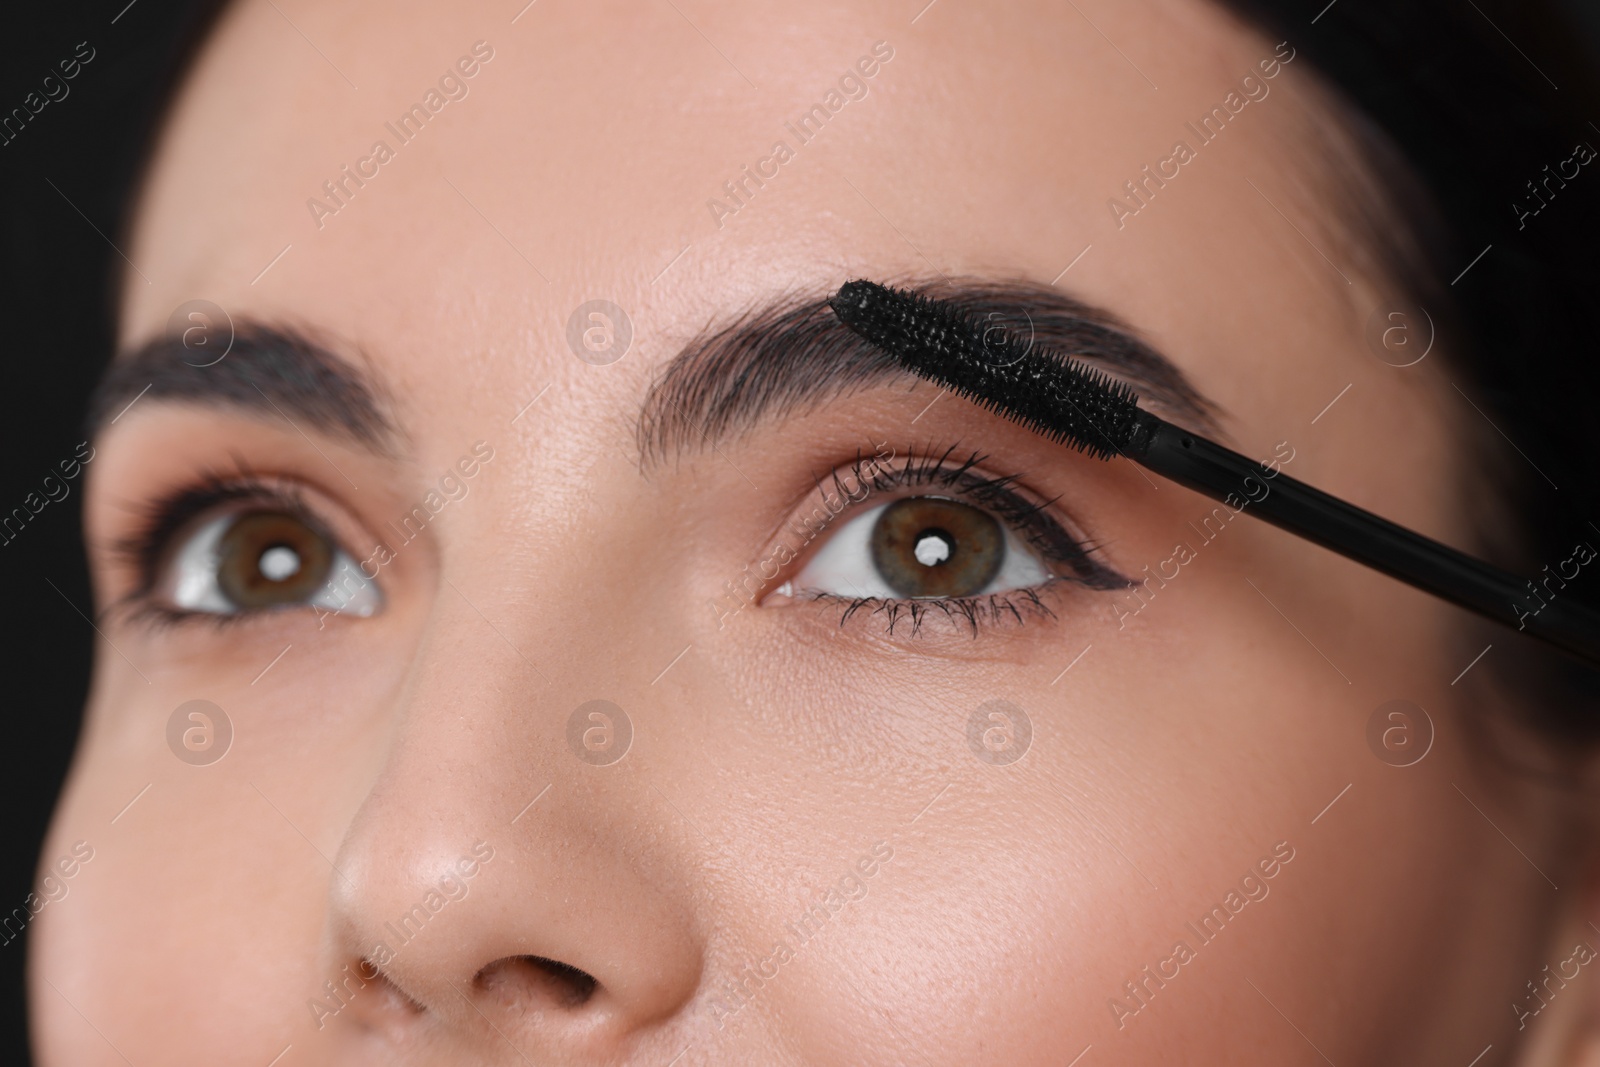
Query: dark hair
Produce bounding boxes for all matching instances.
[1211,0,1600,748]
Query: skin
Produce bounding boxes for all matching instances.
[28,0,1600,1063]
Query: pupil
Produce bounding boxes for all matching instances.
[913,530,953,567]
[258,545,302,582]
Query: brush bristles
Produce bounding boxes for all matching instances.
[829,279,1141,460]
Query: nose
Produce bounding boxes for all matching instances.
[321,604,704,1059]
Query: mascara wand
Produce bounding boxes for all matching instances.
[830,278,1600,668]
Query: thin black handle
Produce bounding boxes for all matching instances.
[1123,411,1600,668]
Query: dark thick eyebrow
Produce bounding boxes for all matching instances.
[637,277,1224,467]
[87,325,398,450]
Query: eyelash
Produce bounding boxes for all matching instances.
[109,468,340,630]
[796,443,1130,638]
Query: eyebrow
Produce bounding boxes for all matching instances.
[89,280,1220,469]
[88,325,397,450]
[637,276,1224,467]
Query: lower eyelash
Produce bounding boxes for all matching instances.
[818,581,1066,638]
[115,597,269,632]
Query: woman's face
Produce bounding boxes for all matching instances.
[31,0,1585,1063]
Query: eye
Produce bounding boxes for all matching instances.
[155,504,381,617]
[758,447,1130,637]
[785,495,1053,600]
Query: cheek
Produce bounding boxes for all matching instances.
[31,629,411,1063]
[682,634,1160,1056]
[696,521,1457,1060]
[32,760,321,1062]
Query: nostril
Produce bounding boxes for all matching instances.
[475,955,599,1009]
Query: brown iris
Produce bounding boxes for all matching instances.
[215,511,333,608]
[869,497,1004,598]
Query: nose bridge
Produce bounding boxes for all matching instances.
[326,576,705,1039]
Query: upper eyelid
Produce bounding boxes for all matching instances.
[808,450,1025,532]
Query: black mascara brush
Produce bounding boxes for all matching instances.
[829,278,1600,668]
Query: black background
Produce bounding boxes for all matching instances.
[1,2,204,1057]
[2,0,1598,1062]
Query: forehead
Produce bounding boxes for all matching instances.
[122,0,1332,446]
